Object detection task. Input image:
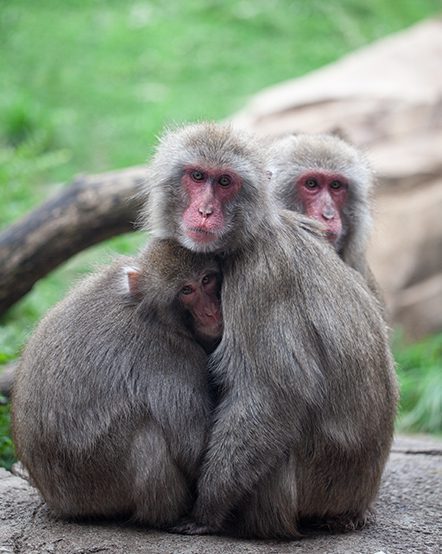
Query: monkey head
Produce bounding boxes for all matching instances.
[178,267,222,343]
[142,123,270,254]
[268,133,373,257]
[124,239,223,343]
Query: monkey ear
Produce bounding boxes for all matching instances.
[329,126,350,142]
[122,266,142,300]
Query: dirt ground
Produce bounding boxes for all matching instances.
[1,435,441,554]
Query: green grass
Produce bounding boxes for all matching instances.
[0,401,14,471]
[0,0,441,467]
[395,333,442,435]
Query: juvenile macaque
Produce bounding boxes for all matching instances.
[267,133,382,298]
[142,123,398,538]
[12,239,222,526]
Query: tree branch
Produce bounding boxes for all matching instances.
[0,166,146,316]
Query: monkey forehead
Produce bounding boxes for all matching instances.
[156,123,267,180]
[182,164,242,180]
[297,169,350,185]
[268,133,373,195]
[139,238,220,285]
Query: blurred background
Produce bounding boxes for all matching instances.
[0,0,441,469]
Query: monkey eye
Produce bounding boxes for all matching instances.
[305,178,318,189]
[330,180,343,190]
[181,285,194,295]
[202,274,213,285]
[191,170,205,182]
[218,175,231,187]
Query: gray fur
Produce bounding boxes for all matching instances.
[144,123,398,538]
[268,133,374,279]
[12,239,218,527]
[141,122,278,255]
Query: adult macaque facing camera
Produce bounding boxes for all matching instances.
[142,123,398,538]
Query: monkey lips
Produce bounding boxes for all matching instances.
[192,296,223,338]
[186,225,219,244]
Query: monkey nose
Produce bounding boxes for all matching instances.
[199,206,213,217]
[322,209,335,221]
[204,299,221,320]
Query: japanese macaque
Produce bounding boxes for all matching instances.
[12,239,222,526]
[267,133,382,298]
[142,123,398,538]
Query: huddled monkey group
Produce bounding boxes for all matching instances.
[12,123,398,539]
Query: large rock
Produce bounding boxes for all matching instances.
[231,19,442,341]
[1,435,440,553]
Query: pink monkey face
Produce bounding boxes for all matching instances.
[181,166,242,246]
[296,171,348,245]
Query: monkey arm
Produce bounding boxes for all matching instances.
[174,323,324,537]
[193,391,294,529]
[170,393,295,534]
[174,248,328,534]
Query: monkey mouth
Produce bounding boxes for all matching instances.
[197,305,223,331]
[186,226,218,243]
[325,230,338,244]
[202,320,223,338]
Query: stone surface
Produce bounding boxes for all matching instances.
[231,18,442,341]
[1,436,441,554]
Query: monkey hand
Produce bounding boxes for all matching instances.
[167,518,219,536]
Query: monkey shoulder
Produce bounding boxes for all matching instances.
[281,209,325,239]
[280,214,377,298]
[21,257,203,383]
[222,214,387,358]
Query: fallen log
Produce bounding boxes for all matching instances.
[0,166,146,316]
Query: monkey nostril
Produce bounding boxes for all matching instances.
[322,211,335,221]
[199,206,213,217]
